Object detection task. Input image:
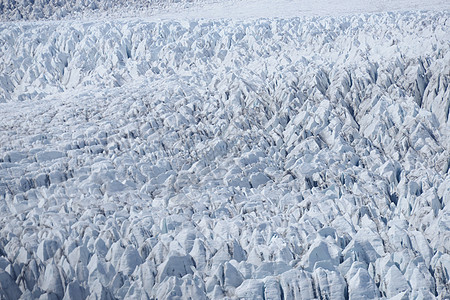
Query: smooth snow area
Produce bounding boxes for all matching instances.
[148,0,450,20]
[2,0,450,21]
[0,1,450,300]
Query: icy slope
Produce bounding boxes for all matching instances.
[0,8,450,300]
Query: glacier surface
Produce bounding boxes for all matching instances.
[0,1,449,299]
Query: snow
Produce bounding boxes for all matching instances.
[0,0,449,299]
[2,0,450,21]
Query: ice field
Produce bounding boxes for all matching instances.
[0,0,449,299]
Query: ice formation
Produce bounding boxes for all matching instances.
[0,1,449,299]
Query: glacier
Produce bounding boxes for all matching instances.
[0,1,449,299]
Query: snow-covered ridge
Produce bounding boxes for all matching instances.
[0,9,449,300]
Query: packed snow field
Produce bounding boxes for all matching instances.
[1,1,450,299]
